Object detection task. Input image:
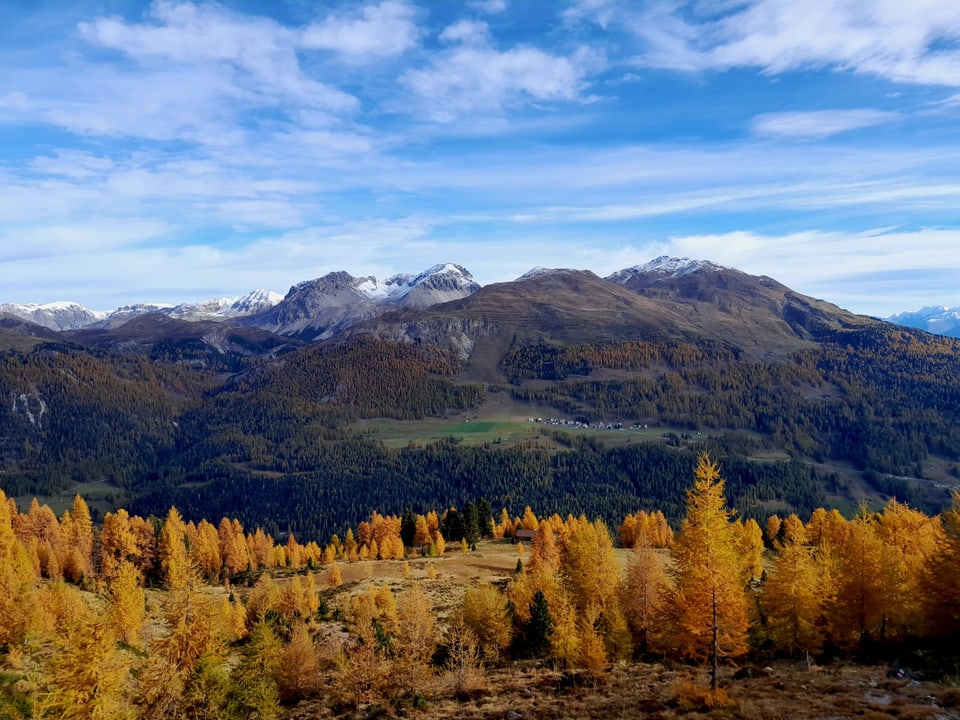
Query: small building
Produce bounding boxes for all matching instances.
[515,529,537,542]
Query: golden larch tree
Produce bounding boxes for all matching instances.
[159,507,192,591]
[921,491,960,637]
[108,560,145,647]
[662,454,749,690]
[761,537,824,656]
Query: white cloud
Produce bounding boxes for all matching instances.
[80,1,357,112]
[401,43,596,122]
[470,0,507,14]
[301,1,419,62]
[584,0,960,87]
[439,20,490,45]
[752,109,899,139]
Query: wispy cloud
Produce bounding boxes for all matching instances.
[400,33,599,122]
[573,0,960,87]
[752,109,900,139]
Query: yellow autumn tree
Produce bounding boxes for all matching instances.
[560,519,620,614]
[136,589,227,719]
[761,537,824,656]
[38,612,132,720]
[0,488,38,646]
[460,584,513,661]
[219,517,249,577]
[738,518,765,582]
[328,560,343,587]
[159,507,192,591]
[191,519,222,581]
[825,505,884,651]
[62,495,94,584]
[621,540,666,655]
[875,499,940,640]
[921,491,960,637]
[276,621,319,702]
[661,454,749,690]
[99,509,138,583]
[108,560,145,647]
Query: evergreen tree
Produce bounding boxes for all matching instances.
[527,590,554,657]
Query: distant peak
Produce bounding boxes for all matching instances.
[608,256,729,283]
[516,267,580,281]
[411,263,474,284]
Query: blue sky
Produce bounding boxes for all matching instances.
[2,0,960,316]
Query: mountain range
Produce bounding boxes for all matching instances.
[3,256,954,342]
[2,255,959,537]
[887,306,960,338]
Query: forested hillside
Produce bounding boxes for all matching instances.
[2,261,960,537]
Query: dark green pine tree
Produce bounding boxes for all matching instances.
[463,502,480,545]
[526,590,554,658]
[477,498,494,538]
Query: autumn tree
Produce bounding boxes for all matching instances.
[459,585,512,661]
[622,540,666,655]
[0,489,38,647]
[191,519,222,581]
[662,454,749,690]
[99,509,138,582]
[825,505,884,651]
[37,612,132,720]
[219,518,249,577]
[276,622,319,702]
[159,507,192,591]
[560,519,620,614]
[136,590,227,719]
[761,537,824,656]
[875,499,939,640]
[60,495,94,584]
[108,560,145,647]
[921,491,960,637]
[328,560,343,587]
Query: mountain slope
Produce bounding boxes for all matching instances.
[67,314,303,371]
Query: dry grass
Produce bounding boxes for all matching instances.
[292,661,956,720]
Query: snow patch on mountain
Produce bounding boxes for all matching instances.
[516,267,580,281]
[607,256,729,283]
[887,306,960,338]
[0,302,108,331]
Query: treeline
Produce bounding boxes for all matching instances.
[133,438,829,538]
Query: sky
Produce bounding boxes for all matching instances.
[2,0,960,317]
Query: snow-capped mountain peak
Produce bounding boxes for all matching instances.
[516,267,580,281]
[0,301,107,331]
[607,256,728,284]
[887,305,960,338]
